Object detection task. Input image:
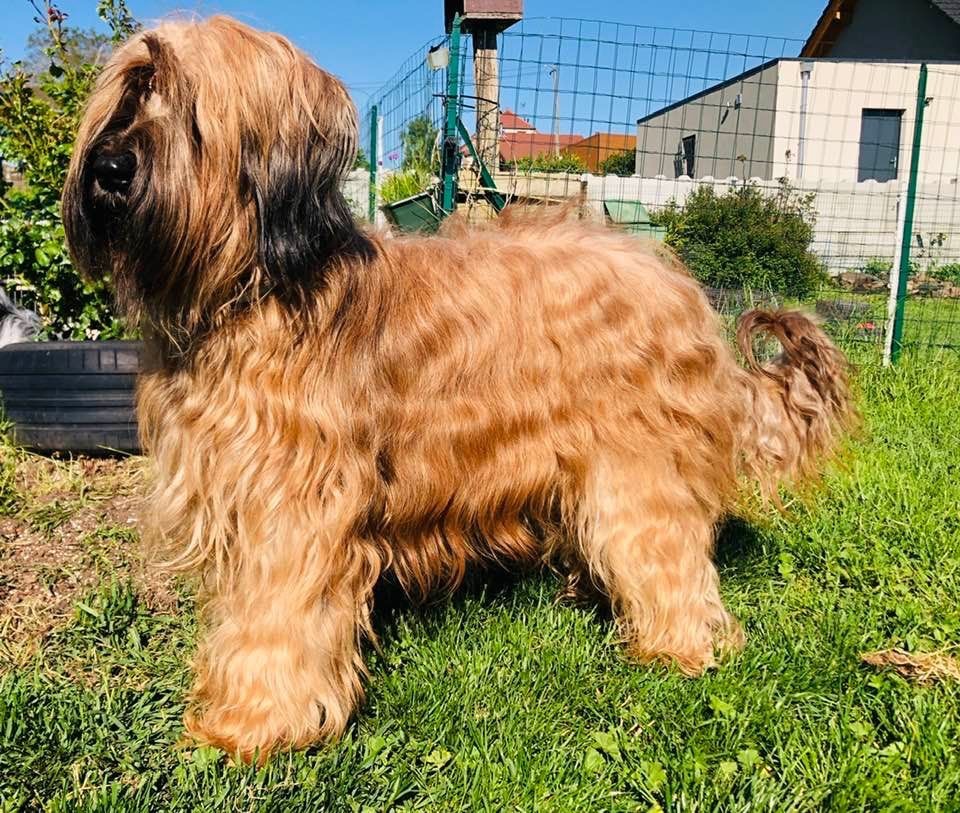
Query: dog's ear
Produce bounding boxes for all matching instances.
[240,67,372,290]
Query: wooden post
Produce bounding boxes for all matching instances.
[472,26,500,172]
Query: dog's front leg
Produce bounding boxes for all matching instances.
[184,530,377,762]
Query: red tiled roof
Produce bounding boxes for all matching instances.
[500,109,536,131]
[500,132,584,161]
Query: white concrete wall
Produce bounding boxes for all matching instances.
[343,169,372,221]
[581,174,960,272]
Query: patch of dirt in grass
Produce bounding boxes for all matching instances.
[861,648,960,685]
[0,454,179,665]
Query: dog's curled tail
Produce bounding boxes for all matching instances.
[736,308,856,494]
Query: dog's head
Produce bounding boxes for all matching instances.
[63,16,370,337]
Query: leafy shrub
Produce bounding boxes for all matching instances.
[0,1,137,339]
[860,257,892,278]
[509,152,587,174]
[598,149,635,177]
[930,262,960,286]
[379,168,433,205]
[652,180,826,298]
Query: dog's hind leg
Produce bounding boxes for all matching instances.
[577,453,743,675]
[184,534,380,762]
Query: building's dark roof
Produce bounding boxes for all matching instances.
[802,0,855,57]
[803,0,960,57]
[932,0,960,26]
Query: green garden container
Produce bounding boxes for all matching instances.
[381,192,442,233]
[603,199,667,241]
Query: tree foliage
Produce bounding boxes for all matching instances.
[22,25,112,77]
[400,115,439,173]
[0,1,138,338]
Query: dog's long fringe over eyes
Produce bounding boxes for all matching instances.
[63,16,373,352]
[62,16,855,762]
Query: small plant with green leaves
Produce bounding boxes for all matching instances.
[859,257,892,279]
[930,262,960,287]
[379,167,434,205]
[598,149,635,177]
[508,151,588,174]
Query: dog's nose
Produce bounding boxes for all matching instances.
[92,151,137,193]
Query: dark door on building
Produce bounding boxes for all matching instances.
[858,109,902,182]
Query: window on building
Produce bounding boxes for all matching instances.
[675,134,696,177]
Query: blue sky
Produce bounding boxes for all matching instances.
[2,0,826,102]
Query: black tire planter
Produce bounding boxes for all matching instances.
[0,341,142,455]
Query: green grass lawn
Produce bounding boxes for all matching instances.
[2,353,959,812]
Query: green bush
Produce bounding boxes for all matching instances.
[930,262,960,286]
[859,257,892,278]
[652,180,826,298]
[353,149,370,171]
[598,149,635,177]
[509,152,587,174]
[0,1,137,339]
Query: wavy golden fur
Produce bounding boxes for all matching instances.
[63,16,854,761]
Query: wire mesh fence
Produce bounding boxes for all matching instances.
[359,16,960,357]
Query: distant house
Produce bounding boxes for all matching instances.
[802,0,960,60]
[497,109,583,165]
[633,0,960,183]
[500,110,536,133]
[567,133,637,173]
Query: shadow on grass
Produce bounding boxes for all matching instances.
[370,515,770,639]
[371,560,532,630]
[715,516,768,571]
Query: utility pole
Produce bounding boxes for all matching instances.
[549,64,560,156]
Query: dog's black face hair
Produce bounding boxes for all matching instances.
[239,126,377,296]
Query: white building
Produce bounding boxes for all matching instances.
[634,58,960,186]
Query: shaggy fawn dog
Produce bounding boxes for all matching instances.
[62,16,853,760]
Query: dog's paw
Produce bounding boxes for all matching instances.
[183,689,340,764]
[184,707,299,764]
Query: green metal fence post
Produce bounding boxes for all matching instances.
[367,104,378,223]
[888,63,928,364]
[441,15,462,215]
